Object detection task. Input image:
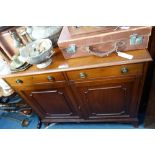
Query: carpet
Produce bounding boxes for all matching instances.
[0,111,145,129]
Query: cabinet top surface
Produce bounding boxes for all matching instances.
[1,48,152,78]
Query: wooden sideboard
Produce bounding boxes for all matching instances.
[1,48,152,127]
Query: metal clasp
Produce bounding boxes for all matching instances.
[66,44,77,54]
[130,33,143,45]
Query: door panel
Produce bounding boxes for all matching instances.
[30,90,73,116]
[19,84,79,119]
[71,77,140,119]
[83,85,127,116]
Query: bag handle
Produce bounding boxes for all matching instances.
[87,41,125,57]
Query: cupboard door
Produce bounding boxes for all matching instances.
[71,77,141,119]
[18,84,79,119]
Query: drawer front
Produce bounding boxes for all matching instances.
[4,76,33,86]
[66,63,144,81]
[4,72,65,86]
[33,73,65,83]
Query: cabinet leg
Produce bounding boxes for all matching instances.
[132,121,139,128]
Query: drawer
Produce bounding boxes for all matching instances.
[4,76,33,86]
[4,72,65,86]
[66,63,144,81]
[33,72,65,83]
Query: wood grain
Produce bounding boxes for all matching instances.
[1,48,152,127]
[0,48,152,78]
[66,63,144,81]
[5,72,65,86]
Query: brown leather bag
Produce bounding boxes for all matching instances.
[58,26,152,59]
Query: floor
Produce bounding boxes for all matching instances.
[0,111,145,129]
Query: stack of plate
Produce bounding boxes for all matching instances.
[10,55,32,73]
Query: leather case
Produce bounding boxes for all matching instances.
[58,26,152,59]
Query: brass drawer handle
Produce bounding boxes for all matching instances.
[79,72,87,79]
[47,76,55,81]
[16,79,23,84]
[121,67,129,74]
